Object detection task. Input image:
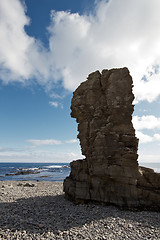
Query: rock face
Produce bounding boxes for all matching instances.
[63,67,160,210]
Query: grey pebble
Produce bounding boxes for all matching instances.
[0,180,160,240]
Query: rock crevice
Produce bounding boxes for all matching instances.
[63,67,160,210]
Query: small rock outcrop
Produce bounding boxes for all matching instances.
[63,67,160,210]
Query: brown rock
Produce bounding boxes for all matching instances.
[63,67,160,210]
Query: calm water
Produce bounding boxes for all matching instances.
[0,162,70,182]
[0,162,159,182]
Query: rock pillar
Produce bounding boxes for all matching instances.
[64,68,160,210]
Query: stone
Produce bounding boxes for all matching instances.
[5,169,40,176]
[17,183,35,187]
[63,67,160,210]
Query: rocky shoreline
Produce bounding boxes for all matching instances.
[0,181,160,239]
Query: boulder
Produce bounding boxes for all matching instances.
[63,67,160,210]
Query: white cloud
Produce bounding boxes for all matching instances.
[27,138,78,147]
[49,101,58,108]
[138,154,160,163]
[0,148,83,162]
[47,0,160,102]
[133,115,160,143]
[154,133,160,141]
[1,0,160,102]
[136,131,153,144]
[49,101,64,109]
[65,139,78,144]
[0,141,83,162]
[49,92,65,99]
[27,139,62,147]
[135,130,160,144]
[0,0,50,85]
[133,115,160,130]
[0,0,31,80]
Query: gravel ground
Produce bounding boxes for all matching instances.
[0,181,160,240]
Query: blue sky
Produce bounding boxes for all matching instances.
[0,0,160,163]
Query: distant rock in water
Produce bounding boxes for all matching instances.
[63,67,160,210]
[5,169,40,176]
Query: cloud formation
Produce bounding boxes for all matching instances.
[0,147,82,162]
[132,115,160,143]
[136,131,160,144]
[133,115,160,130]
[49,101,58,108]
[0,0,51,85]
[49,101,64,109]
[1,0,160,102]
[65,139,78,144]
[27,138,78,147]
[27,139,62,147]
[0,139,81,162]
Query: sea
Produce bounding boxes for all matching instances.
[0,162,160,182]
[0,162,70,182]
[139,162,160,173]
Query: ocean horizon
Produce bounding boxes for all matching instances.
[0,161,160,182]
[0,162,70,182]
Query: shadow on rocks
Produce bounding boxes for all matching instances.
[0,194,160,235]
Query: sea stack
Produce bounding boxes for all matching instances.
[63,67,160,210]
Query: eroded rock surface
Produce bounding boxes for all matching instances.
[63,68,160,210]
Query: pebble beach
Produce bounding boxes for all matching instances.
[0,181,160,240]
